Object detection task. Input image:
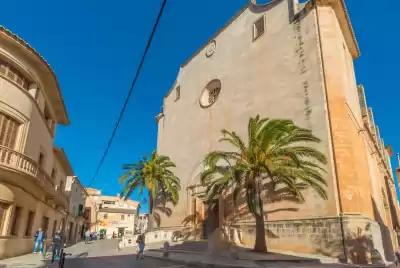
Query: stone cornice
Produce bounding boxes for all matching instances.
[0,26,70,125]
[315,0,360,59]
[155,112,164,123]
[54,146,74,176]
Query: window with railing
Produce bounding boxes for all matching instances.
[0,113,20,150]
[0,60,30,90]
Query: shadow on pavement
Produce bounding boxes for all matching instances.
[64,253,177,268]
[148,240,320,263]
[0,259,52,268]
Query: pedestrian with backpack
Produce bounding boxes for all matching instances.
[51,228,63,263]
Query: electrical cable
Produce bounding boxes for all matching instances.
[87,0,168,188]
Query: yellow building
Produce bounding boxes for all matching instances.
[0,26,73,259]
[84,188,139,238]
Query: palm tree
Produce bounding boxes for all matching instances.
[119,150,181,228]
[200,115,327,252]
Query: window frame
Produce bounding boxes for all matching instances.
[0,112,21,150]
[253,15,266,41]
[175,86,181,101]
[24,211,35,237]
[10,206,22,236]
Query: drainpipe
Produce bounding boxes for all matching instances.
[312,0,348,263]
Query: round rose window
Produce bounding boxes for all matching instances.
[199,79,222,108]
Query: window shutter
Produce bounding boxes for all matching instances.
[0,113,19,149]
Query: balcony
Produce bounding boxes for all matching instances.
[0,145,68,208]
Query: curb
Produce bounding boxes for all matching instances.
[146,254,202,268]
[145,253,261,268]
[147,248,320,263]
[144,253,389,268]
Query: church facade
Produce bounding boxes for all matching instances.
[155,0,399,263]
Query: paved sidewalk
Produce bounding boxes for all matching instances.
[127,242,387,268]
[0,252,53,268]
[0,240,95,268]
[143,251,389,268]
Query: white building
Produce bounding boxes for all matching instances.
[136,213,148,234]
[84,189,139,238]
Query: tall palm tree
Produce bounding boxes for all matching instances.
[200,115,327,252]
[119,150,181,227]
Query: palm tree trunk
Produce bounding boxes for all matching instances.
[254,182,267,252]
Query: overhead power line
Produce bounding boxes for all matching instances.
[87,0,168,188]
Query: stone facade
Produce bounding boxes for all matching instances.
[0,26,73,258]
[155,0,399,264]
[231,215,394,264]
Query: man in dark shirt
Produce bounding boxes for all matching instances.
[51,229,63,263]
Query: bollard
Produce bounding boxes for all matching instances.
[163,241,169,258]
[58,249,64,268]
[58,249,71,268]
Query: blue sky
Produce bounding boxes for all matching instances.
[1,1,400,213]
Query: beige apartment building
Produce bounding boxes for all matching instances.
[155,0,399,264]
[0,26,74,258]
[64,175,86,244]
[84,188,139,238]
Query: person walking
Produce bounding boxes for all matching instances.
[84,230,90,244]
[395,248,400,266]
[33,228,46,254]
[51,228,63,263]
[136,235,145,260]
